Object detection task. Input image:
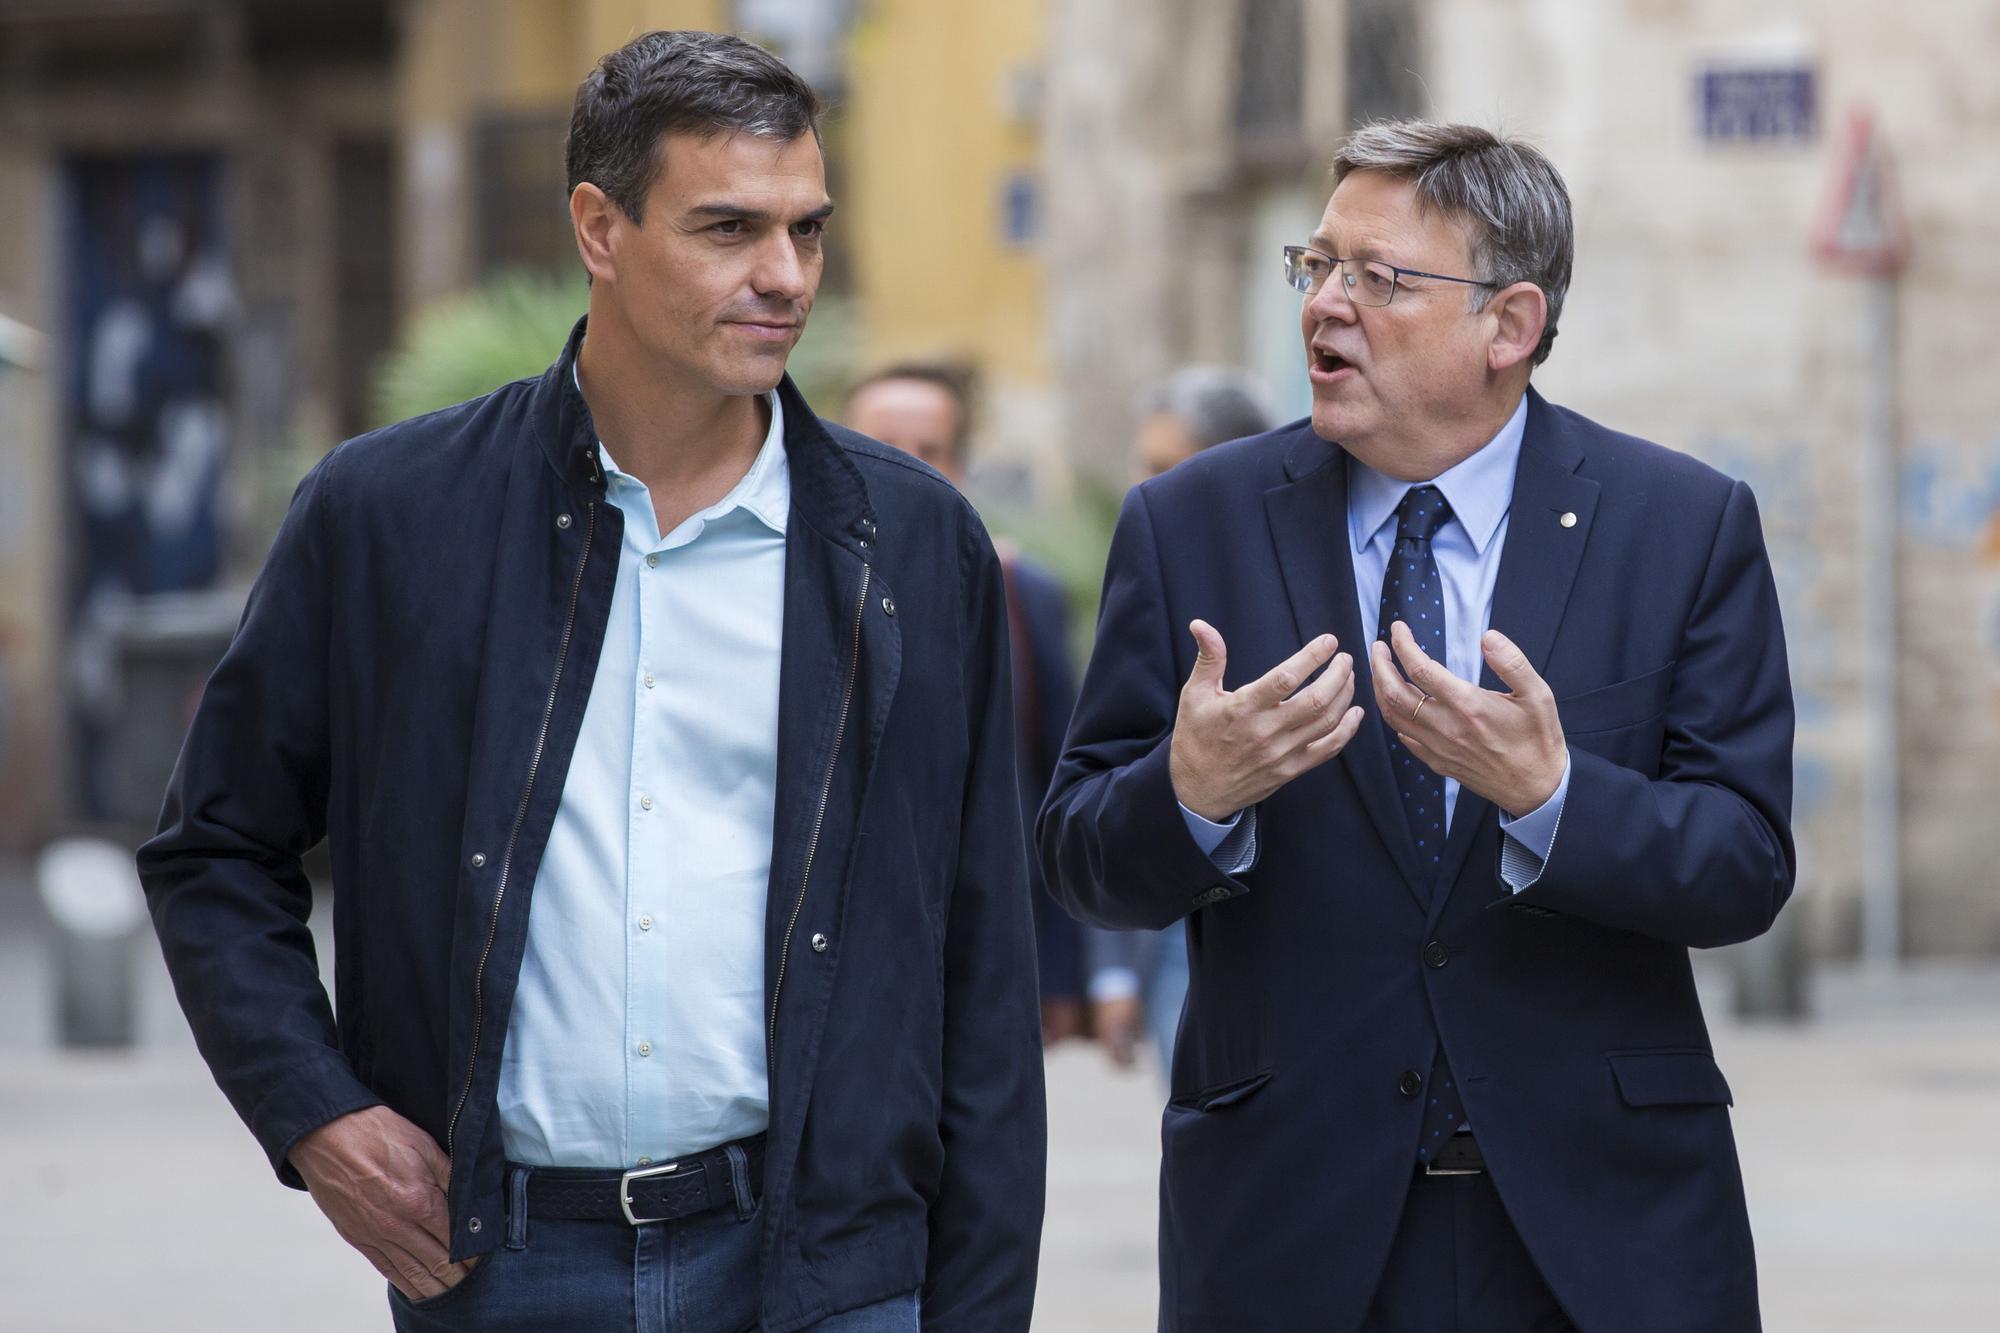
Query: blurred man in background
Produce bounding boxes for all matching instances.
[140,31,1043,1332]
[844,364,1090,1046]
[1089,367,1272,1073]
[1041,121,1793,1330]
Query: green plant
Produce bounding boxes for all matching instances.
[370,271,587,427]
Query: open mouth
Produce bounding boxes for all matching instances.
[1312,349,1355,376]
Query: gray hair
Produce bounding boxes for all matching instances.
[1138,366,1274,450]
[1332,120,1572,366]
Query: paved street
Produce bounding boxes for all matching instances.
[2,861,1996,1330]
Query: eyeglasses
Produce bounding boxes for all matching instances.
[1281,245,1497,307]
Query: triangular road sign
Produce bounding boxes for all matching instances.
[1812,106,1909,276]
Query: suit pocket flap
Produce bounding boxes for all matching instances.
[1557,662,1676,734]
[1607,1050,1733,1107]
[1171,1069,1273,1113]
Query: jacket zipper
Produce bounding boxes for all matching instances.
[768,563,870,1074]
[445,499,598,1163]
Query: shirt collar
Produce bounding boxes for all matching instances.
[1347,393,1528,558]
[575,359,791,534]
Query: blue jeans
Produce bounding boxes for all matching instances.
[389,1166,920,1332]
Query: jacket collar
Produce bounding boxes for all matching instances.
[532,316,876,555]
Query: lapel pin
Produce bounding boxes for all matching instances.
[1559,511,1577,528]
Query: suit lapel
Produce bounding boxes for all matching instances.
[1264,427,1428,907]
[1431,390,1600,907]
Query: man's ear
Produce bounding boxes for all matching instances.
[1485,281,1548,373]
[571,183,621,285]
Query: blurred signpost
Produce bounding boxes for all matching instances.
[1813,106,1909,968]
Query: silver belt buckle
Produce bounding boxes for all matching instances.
[1423,1132,1484,1176]
[619,1160,681,1225]
[1422,1159,1483,1177]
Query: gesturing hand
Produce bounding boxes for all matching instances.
[1169,620,1364,823]
[289,1105,480,1302]
[1368,621,1567,819]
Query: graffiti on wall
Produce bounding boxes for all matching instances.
[1691,436,1836,820]
[1902,437,2000,724]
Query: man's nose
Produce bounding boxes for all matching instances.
[1304,271,1357,324]
[752,236,812,301]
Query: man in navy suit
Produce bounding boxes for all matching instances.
[1039,121,1793,1332]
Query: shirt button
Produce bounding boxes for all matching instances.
[637,1041,652,1057]
[636,1157,651,1167]
[643,672,656,689]
[810,933,829,953]
[639,794,654,810]
[645,553,659,568]
[469,852,486,869]
[556,513,572,530]
[638,915,652,931]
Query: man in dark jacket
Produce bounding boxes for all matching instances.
[139,31,1043,1333]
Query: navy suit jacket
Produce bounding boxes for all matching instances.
[1039,389,1794,1332]
[1003,554,1088,1002]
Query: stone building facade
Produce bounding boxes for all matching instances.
[1044,0,2000,956]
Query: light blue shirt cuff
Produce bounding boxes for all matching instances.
[1497,752,1569,892]
[1179,802,1259,876]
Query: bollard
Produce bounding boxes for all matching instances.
[1731,890,1810,1022]
[36,837,149,1048]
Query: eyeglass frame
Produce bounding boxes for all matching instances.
[1282,244,1501,307]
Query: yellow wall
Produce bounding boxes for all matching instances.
[398,0,729,304]
[492,0,731,110]
[843,0,1048,385]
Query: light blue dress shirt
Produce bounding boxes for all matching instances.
[1184,394,1568,890]
[497,382,788,1168]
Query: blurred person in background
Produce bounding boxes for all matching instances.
[1089,367,1272,1073]
[1041,121,1793,1331]
[843,364,1090,1046]
[139,30,1043,1332]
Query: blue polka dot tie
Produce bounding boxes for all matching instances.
[1376,484,1467,1160]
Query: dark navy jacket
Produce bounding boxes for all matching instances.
[1040,391,1794,1332]
[139,322,1045,1332]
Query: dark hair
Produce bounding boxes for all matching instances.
[845,362,980,459]
[565,30,822,225]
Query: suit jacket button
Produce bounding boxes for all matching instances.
[1423,941,1450,969]
[1398,1070,1423,1098]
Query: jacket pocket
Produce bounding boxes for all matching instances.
[1606,1049,1733,1107]
[1169,1068,1273,1113]
[1558,661,1676,735]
